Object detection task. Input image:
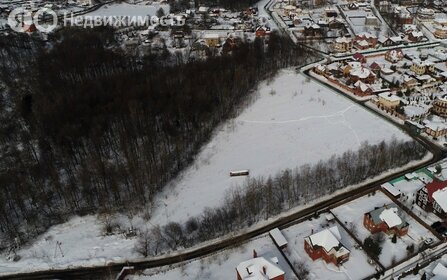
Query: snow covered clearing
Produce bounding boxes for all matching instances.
[282,214,378,280]
[84,2,169,18]
[0,216,137,275]
[332,191,438,268]
[127,235,297,280]
[148,69,411,226]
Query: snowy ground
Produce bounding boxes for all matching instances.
[84,2,169,18]
[148,69,411,226]
[0,69,416,275]
[0,216,137,275]
[332,191,438,268]
[126,234,297,280]
[281,214,378,280]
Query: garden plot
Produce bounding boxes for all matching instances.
[128,235,297,280]
[331,191,438,268]
[281,214,377,280]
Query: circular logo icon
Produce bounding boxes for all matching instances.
[8,7,33,33]
[8,7,58,33]
[33,8,58,33]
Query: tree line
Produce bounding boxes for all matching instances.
[0,27,313,249]
[135,139,427,256]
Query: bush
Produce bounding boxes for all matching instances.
[364,236,382,258]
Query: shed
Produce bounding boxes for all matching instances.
[269,228,288,249]
[381,182,401,198]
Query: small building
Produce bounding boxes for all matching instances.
[363,204,409,236]
[405,120,425,134]
[203,33,220,47]
[304,226,350,266]
[269,228,288,249]
[236,255,285,280]
[378,92,401,109]
[381,182,401,198]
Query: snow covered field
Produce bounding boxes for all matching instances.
[0,216,137,275]
[332,191,438,268]
[84,2,169,18]
[281,214,378,280]
[127,235,297,280]
[148,69,410,226]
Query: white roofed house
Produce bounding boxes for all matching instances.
[236,252,285,280]
[378,92,401,109]
[304,226,350,266]
[333,37,353,53]
[432,188,447,218]
[202,33,220,47]
[363,203,409,237]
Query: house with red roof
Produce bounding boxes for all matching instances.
[353,52,366,64]
[416,180,447,218]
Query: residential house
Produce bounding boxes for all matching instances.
[304,226,350,266]
[385,49,404,63]
[303,23,322,37]
[203,33,220,47]
[355,33,378,49]
[410,59,435,75]
[354,80,373,95]
[432,95,447,118]
[349,66,376,84]
[378,92,401,109]
[333,37,353,53]
[416,180,447,218]
[370,62,382,74]
[408,31,424,42]
[363,204,409,237]
[256,26,270,37]
[434,25,447,39]
[353,52,366,63]
[424,123,447,138]
[236,253,285,280]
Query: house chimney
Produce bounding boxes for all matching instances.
[263,266,267,275]
[253,249,257,258]
[246,267,252,275]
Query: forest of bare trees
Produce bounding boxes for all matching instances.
[135,139,427,256]
[0,27,313,249]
